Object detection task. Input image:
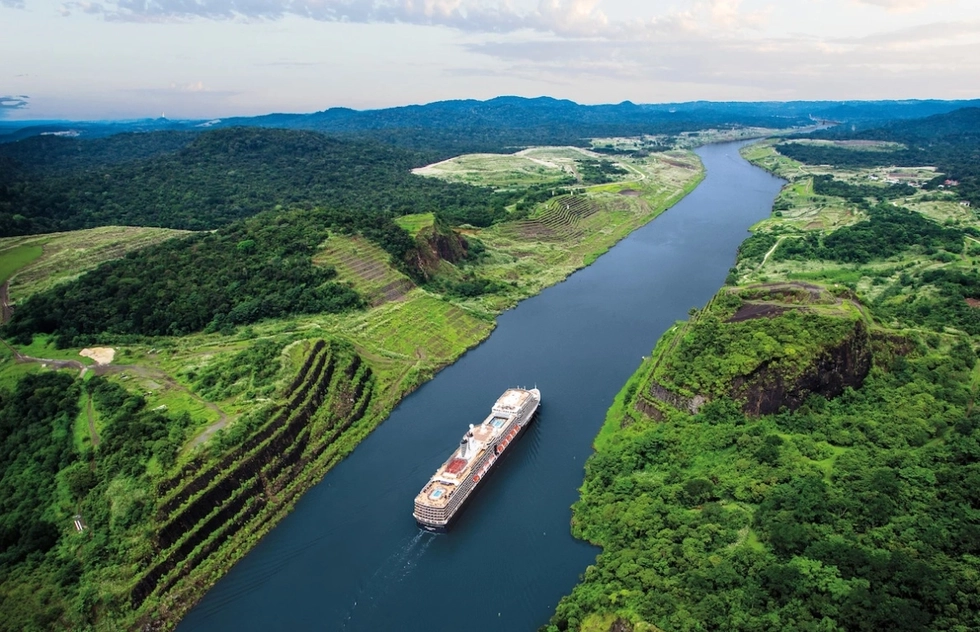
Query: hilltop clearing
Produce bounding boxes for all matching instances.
[412,145,630,189]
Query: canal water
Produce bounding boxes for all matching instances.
[178,141,785,632]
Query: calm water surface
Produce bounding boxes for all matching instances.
[179,141,785,632]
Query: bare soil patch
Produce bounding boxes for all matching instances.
[80,347,116,365]
[619,189,641,197]
[727,303,790,323]
[966,298,980,309]
[660,157,697,170]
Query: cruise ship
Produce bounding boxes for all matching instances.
[413,387,541,532]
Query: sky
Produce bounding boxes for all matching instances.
[2,0,980,120]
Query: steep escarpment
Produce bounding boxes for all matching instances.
[733,318,872,415]
[406,220,470,281]
[132,339,376,626]
[549,283,980,632]
[635,284,873,418]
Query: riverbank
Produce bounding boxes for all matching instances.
[174,141,785,632]
[148,149,706,631]
[547,138,980,631]
[0,148,706,631]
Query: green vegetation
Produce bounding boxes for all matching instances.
[0,227,192,304]
[810,174,915,202]
[313,234,416,306]
[414,147,632,190]
[549,340,980,632]
[394,212,435,237]
[0,372,80,576]
[192,339,286,401]
[413,150,577,188]
[577,158,629,185]
[4,209,364,345]
[777,108,980,207]
[773,203,964,264]
[0,244,42,284]
[465,151,704,312]
[0,128,708,631]
[784,139,906,152]
[0,127,502,235]
[550,120,980,632]
[654,292,861,398]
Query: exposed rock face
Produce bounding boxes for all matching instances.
[732,319,872,416]
[407,223,468,280]
[648,381,706,414]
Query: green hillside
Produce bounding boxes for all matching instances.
[548,122,980,632]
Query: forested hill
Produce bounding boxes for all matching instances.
[820,106,980,144]
[0,127,501,236]
[0,131,195,175]
[212,97,980,154]
[3,208,368,345]
[778,108,980,206]
[4,98,979,153]
[221,96,812,150]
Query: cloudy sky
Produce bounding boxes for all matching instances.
[2,0,979,120]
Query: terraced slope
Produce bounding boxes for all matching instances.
[503,195,602,241]
[314,235,414,306]
[130,339,376,623]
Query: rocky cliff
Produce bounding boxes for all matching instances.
[731,319,872,415]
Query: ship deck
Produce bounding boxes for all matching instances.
[415,389,536,510]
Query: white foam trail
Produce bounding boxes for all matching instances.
[340,531,435,630]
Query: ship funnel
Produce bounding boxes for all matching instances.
[458,437,469,458]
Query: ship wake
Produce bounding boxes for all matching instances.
[340,530,436,629]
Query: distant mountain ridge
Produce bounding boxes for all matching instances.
[5,97,980,153]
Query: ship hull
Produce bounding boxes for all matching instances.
[414,397,539,532]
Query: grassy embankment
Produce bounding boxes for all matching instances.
[590,126,792,154]
[0,226,191,303]
[419,147,705,313]
[0,146,704,631]
[547,140,980,631]
[0,244,43,284]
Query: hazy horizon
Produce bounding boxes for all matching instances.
[3,0,980,121]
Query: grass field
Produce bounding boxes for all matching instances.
[465,150,704,310]
[738,139,980,293]
[413,146,623,189]
[16,334,94,364]
[0,244,43,284]
[0,226,191,303]
[413,149,572,188]
[314,234,414,306]
[781,138,906,152]
[394,213,435,237]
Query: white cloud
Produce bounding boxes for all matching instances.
[461,15,980,99]
[852,0,932,11]
[53,0,607,32]
[51,0,769,39]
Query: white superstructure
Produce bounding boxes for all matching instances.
[413,388,541,531]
